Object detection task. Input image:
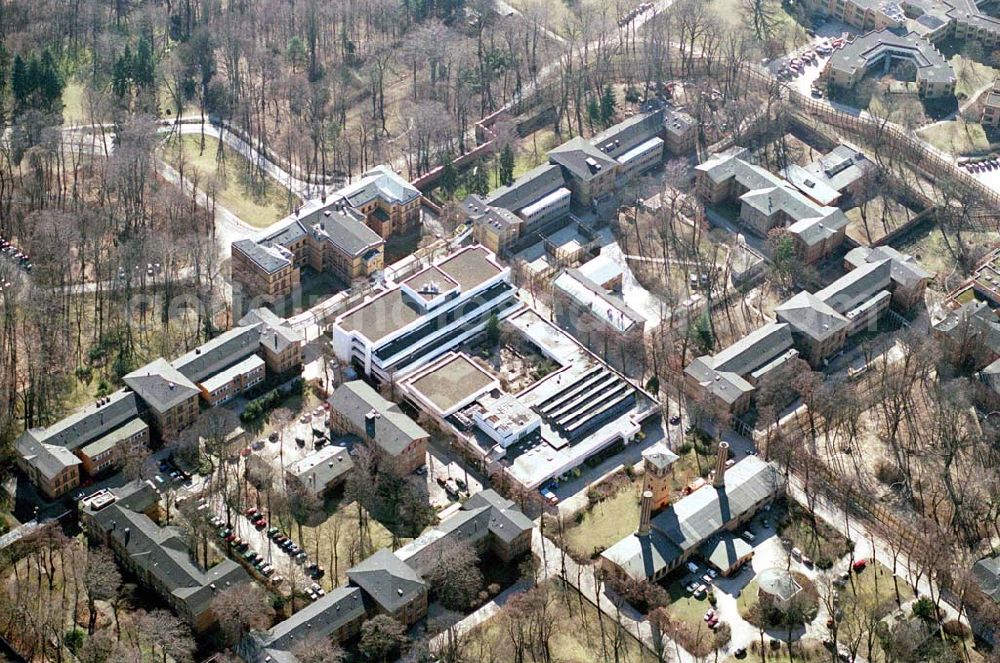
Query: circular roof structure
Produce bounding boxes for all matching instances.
[758,567,802,603]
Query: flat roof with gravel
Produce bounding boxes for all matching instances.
[405,353,497,414]
[337,246,504,343]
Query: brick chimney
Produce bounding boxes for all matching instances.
[713,441,730,488]
[637,490,653,537]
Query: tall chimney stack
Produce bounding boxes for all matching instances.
[637,490,653,537]
[713,441,730,488]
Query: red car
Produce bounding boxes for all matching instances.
[224,532,237,542]
[244,507,257,517]
[852,559,867,572]
[255,520,268,530]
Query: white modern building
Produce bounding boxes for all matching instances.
[330,245,521,383]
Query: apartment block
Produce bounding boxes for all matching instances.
[80,482,250,631]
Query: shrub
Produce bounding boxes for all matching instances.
[943,619,970,638]
[816,556,834,570]
[605,575,669,613]
[64,629,85,653]
[713,621,732,648]
[875,459,905,485]
[912,597,937,622]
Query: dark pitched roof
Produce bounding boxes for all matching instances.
[123,359,201,414]
[650,457,780,552]
[329,381,428,456]
[599,530,683,581]
[347,548,427,614]
[239,308,303,354]
[303,205,383,257]
[260,586,365,653]
[171,325,262,383]
[973,553,1000,602]
[589,109,665,158]
[18,389,140,452]
[486,164,566,212]
[83,481,250,621]
[233,238,294,274]
[15,435,81,479]
[287,445,354,493]
[464,489,535,543]
[548,137,618,182]
[775,291,850,342]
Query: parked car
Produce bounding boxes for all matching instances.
[244,507,258,517]
[741,531,756,543]
[852,559,867,572]
[669,415,682,425]
[686,562,700,574]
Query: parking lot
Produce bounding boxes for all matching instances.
[770,19,855,98]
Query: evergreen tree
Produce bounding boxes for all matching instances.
[112,46,133,100]
[600,84,616,126]
[467,164,489,196]
[133,37,156,89]
[11,55,28,110]
[586,96,601,131]
[38,50,63,109]
[498,144,515,186]
[439,155,458,197]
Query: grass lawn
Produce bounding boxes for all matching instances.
[62,81,87,124]
[838,560,913,620]
[708,0,808,50]
[844,195,922,246]
[511,127,560,181]
[895,221,996,278]
[917,119,990,155]
[462,580,654,663]
[776,500,852,568]
[295,500,396,591]
[160,135,300,228]
[563,480,642,559]
[736,578,760,616]
[950,55,999,101]
[665,580,714,632]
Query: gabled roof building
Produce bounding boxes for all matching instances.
[601,449,780,582]
[80,481,250,631]
[328,381,429,474]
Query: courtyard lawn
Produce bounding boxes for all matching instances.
[844,195,923,246]
[895,219,996,278]
[160,135,300,228]
[563,479,642,559]
[296,500,396,591]
[917,119,990,155]
[461,581,653,663]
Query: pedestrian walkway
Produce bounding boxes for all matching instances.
[427,579,532,653]
[531,529,697,663]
